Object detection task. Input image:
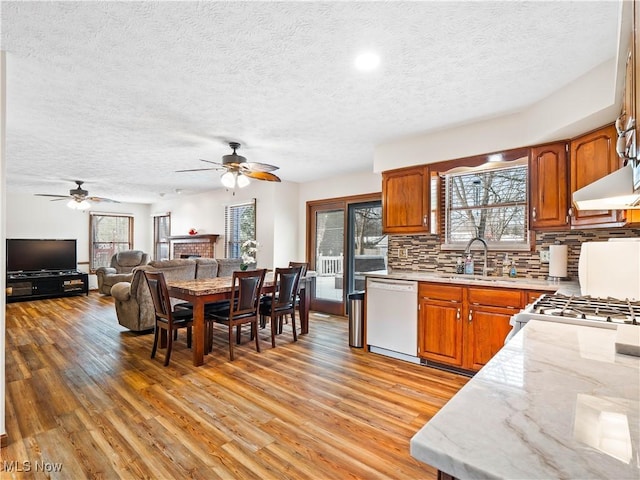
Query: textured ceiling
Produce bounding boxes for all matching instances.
[1,1,620,203]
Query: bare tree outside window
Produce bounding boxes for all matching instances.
[445,164,528,247]
[353,206,386,255]
[90,214,133,271]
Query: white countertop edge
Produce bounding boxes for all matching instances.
[365,270,579,293]
[409,320,640,479]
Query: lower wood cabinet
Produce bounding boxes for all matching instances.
[418,282,545,372]
[419,296,464,366]
[465,305,515,371]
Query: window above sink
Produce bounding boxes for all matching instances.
[429,149,532,252]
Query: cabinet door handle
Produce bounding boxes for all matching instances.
[456,308,461,320]
[423,214,428,226]
[468,309,473,323]
[532,207,537,221]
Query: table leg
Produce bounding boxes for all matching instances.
[192,300,205,366]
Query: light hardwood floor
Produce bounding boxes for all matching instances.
[3,293,468,479]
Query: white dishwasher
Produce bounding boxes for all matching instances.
[366,277,419,364]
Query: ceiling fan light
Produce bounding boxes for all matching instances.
[221,171,236,188]
[237,174,250,188]
[68,199,90,210]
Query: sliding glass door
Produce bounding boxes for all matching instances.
[307,194,386,316]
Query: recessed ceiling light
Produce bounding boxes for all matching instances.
[355,52,380,72]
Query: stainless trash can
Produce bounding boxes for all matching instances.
[348,291,365,348]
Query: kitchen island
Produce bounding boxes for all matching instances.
[410,320,640,479]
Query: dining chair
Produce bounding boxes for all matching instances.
[259,266,302,347]
[143,270,194,366]
[283,261,309,332]
[206,269,267,361]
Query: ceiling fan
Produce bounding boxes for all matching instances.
[177,142,281,188]
[35,180,120,210]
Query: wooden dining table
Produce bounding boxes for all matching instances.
[167,272,311,366]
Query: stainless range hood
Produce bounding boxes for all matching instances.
[572,162,640,210]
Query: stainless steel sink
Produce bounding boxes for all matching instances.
[428,273,519,283]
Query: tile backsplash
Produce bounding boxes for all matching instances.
[388,228,640,279]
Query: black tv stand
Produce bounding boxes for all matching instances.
[6,271,89,302]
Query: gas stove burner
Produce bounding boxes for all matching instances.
[532,294,639,325]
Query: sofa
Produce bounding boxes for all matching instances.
[111,257,244,331]
[96,250,150,295]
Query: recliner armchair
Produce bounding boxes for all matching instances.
[96,250,150,295]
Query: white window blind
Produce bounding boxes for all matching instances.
[224,199,256,258]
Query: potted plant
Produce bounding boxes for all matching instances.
[240,240,259,270]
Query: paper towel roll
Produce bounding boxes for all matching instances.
[549,244,568,278]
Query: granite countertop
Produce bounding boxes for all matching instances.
[410,320,640,479]
[365,270,581,295]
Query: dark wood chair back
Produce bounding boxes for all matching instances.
[288,261,309,277]
[143,270,193,366]
[229,269,267,319]
[260,266,302,347]
[145,270,172,322]
[208,268,267,361]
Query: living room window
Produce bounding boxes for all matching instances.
[443,161,529,250]
[225,199,256,258]
[153,213,171,261]
[90,213,134,271]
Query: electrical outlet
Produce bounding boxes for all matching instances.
[540,249,550,263]
[398,248,408,258]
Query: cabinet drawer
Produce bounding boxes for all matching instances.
[419,282,463,302]
[526,290,549,304]
[468,287,523,309]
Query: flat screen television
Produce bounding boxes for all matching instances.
[6,239,78,273]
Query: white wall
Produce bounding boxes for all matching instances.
[374,57,625,172]
[150,180,302,270]
[5,193,152,289]
[1,50,7,445]
[297,171,383,260]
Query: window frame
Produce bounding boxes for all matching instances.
[89,212,134,272]
[430,148,533,252]
[224,199,256,259]
[153,213,171,261]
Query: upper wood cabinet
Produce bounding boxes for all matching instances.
[382,165,430,234]
[569,124,625,228]
[529,142,570,230]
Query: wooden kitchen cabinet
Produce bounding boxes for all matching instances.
[382,165,430,234]
[418,283,464,367]
[529,142,570,230]
[418,282,527,372]
[569,124,625,228]
[466,305,514,371]
[465,286,522,370]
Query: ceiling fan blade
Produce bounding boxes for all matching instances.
[242,170,281,182]
[175,167,222,172]
[199,159,223,166]
[88,196,120,203]
[35,193,73,202]
[243,162,279,172]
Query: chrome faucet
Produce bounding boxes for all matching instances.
[464,236,489,276]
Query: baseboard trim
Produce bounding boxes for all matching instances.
[1,432,8,448]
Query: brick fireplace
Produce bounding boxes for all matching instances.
[169,234,219,259]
